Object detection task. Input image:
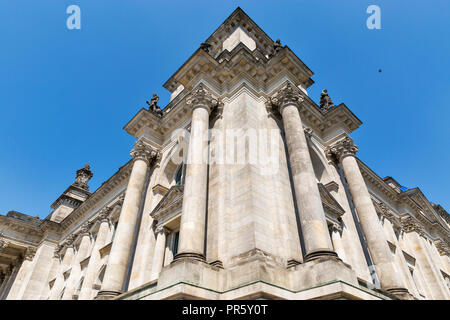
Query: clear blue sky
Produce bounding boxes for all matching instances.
[0,0,449,219]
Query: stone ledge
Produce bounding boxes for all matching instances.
[117,251,390,300]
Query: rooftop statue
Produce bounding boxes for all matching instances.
[273,39,283,54]
[319,89,334,111]
[146,93,163,116]
[74,164,93,190]
[200,42,212,53]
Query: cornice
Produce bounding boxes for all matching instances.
[357,158,400,203]
[0,214,43,238]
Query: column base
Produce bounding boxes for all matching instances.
[209,260,224,269]
[287,259,302,268]
[304,249,339,262]
[95,290,122,300]
[172,252,206,263]
[385,287,414,300]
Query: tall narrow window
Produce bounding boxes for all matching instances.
[173,232,180,256]
[175,164,186,186]
[111,221,119,241]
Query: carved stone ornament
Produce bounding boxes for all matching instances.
[74,164,93,190]
[80,221,93,236]
[434,239,450,256]
[325,136,359,163]
[54,245,63,259]
[155,225,170,236]
[117,193,125,206]
[24,246,37,261]
[98,206,112,222]
[329,222,343,234]
[400,216,424,236]
[270,82,304,112]
[0,239,9,252]
[378,203,396,222]
[130,140,159,166]
[304,127,313,138]
[186,84,218,114]
[64,234,76,248]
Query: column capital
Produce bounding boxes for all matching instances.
[80,221,93,237]
[155,225,171,236]
[271,82,304,112]
[186,84,218,114]
[434,239,450,256]
[54,245,62,259]
[63,234,76,249]
[130,140,159,166]
[400,216,425,236]
[24,246,37,261]
[0,239,9,252]
[325,136,358,163]
[98,206,113,223]
[329,222,343,234]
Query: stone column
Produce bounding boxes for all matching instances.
[175,85,217,262]
[326,137,409,297]
[49,241,75,300]
[62,222,92,300]
[401,217,449,299]
[6,247,36,300]
[0,264,16,300]
[78,207,112,300]
[150,226,170,281]
[329,223,348,263]
[97,140,158,299]
[271,82,336,261]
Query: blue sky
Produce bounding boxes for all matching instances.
[0,0,449,218]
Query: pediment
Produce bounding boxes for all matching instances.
[402,188,448,231]
[205,7,275,59]
[150,185,184,221]
[318,183,345,218]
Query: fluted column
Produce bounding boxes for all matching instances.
[97,140,158,299]
[62,223,92,300]
[49,241,75,299]
[326,137,409,297]
[6,247,36,300]
[78,207,112,300]
[175,85,217,262]
[329,223,348,263]
[271,82,336,261]
[150,226,170,281]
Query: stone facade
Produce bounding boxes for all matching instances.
[1,8,449,300]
